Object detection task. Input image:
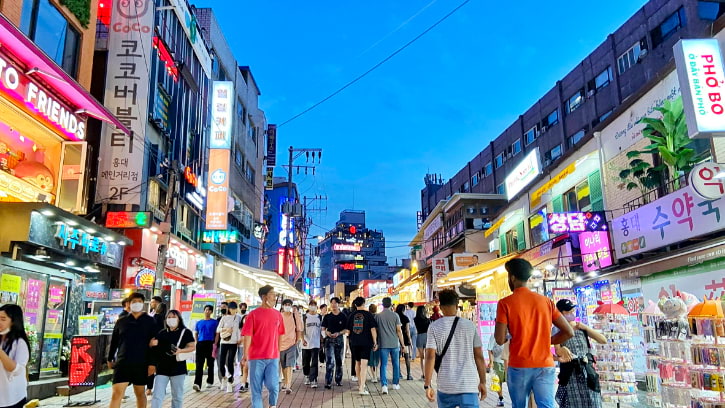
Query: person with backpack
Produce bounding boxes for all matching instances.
[216,301,242,392]
[553,299,606,408]
[424,289,487,408]
[301,301,322,388]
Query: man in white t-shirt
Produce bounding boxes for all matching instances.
[216,301,242,392]
[424,289,487,407]
[301,300,322,388]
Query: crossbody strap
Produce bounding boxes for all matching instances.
[176,328,186,348]
[440,317,459,360]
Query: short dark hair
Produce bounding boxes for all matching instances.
[128,292,145,302]
[220,301,228,306]
[259,285,274,298]
[121,297,130,307]
[151,296,164,303]
[282,299,293,306]
[353,297,365,307]
[309,300,317,306]
[204,305,214,312]
[438,289,459,307]
[505,258,533,281]
[240,303,247,308]
[320,304,327,309]
[228,301,238,309]
[330,297,340,304]
[382,297,392,308]
[407,302,414,308]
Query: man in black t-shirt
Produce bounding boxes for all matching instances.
[108,292,157,408]
[345,297,378,395]
[321,297,347,388]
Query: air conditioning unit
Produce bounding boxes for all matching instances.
[541,125,548,133]
[587,89,596,98]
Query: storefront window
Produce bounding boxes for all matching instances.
[0,122,63,204]
[562,180,592,213]
[56,142,89,214]
[529,208,550,247]
[39,278,68,376]
[0,266,48,377]
[20,0,80,77]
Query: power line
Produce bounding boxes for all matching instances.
[277,0,472,128]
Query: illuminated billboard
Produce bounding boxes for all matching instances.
[205,149,229,230]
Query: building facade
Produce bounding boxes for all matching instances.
[317,210,388,297]
[196,8,266,268]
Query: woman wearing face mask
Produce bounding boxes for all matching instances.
[149,310,196,408]
[0,305,30,408]
[553,299,606,408]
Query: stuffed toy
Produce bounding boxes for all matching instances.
[490,374,501,392]
[13,160,54,192]
[676,291,699,312]
[657,296,690,340]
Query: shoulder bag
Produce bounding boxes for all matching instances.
[434,317,459,373]
[176,328,195,362]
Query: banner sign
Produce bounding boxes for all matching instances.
[580,231,613,272]
[674,39,725,139]
[68,336,100,387]
[547,211,608,234]
[210,81,233,149]
[612,184,725,257]
[96,0,154,205]
[205,149,229,230]
[267,124,277,166]
[505,148,541,200]
[689,162,725,200]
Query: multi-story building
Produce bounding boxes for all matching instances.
[92,0,213,305]
[415,0,724,286]
[195,8,266,267]
[317,210,388,297]
[263,178,305,281]
[0,0,133,391]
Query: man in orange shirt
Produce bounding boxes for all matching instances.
[494,258,573,408]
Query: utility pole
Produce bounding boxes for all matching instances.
[282,146,322,282]
[154,160,178,295]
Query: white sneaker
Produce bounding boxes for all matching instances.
[193,384,200,392]
[372,378,378,383]
[304,379,310,385]
[392,384,400,390]
[351,376,358,382]
[219,382,225,391]
[358,390,370,395]
[381,385,388,394]
[226,383,233,393]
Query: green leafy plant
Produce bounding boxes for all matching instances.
[618,96,704,196]
[60,0,91,28]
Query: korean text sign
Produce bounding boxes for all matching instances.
[579,231,613,272]
[612,184,725,257]
[210,81,233,149]
[96,0,154,205]
[547,211,608,234]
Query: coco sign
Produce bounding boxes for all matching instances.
[689,162,725,200]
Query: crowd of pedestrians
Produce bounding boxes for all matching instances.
[0,256,612,408]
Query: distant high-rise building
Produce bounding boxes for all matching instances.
[317,210,388,297]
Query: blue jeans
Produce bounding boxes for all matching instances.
[379,347,400,386]
[507,367,556,408]
[151,374,185,408]
[325,337,344,385]
[409,326,418,360]
[437,391,479,408]
[249,359,280,408]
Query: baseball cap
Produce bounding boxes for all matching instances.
[556,299,577,312]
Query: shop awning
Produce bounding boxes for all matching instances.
[438,254,516,287]
[221,260,306,301]
[0,15,130,135]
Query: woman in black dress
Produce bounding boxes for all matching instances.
[413,306,430,380]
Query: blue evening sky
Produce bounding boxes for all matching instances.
[194,0,647,263]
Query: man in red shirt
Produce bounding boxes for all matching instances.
[494,258,573,408]
[241,285,285,408]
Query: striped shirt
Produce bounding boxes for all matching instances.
[426,316,483,394]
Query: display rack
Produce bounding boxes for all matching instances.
[643,303,666,408]
[649,297,724,408]
[591,304,638,408]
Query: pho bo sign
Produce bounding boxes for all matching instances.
[674,39,725,138]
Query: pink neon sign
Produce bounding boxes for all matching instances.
[579,231,613,272]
